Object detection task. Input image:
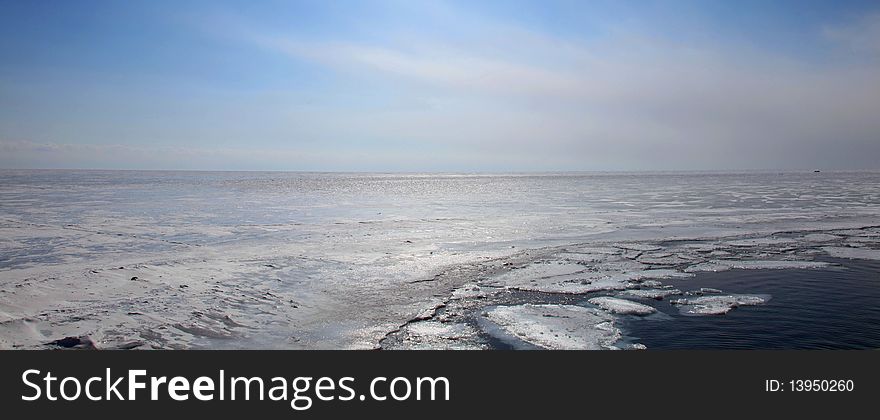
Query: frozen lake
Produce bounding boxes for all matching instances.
[1,170,879,349]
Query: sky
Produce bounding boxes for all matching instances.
[1,0,879,171]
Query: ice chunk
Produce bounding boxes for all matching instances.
[639,280,664,288]
[391,322,485,350]
[619,288,682,300]
[720,260,829,270]
[822,246,880,260]
[588,297,657,315]
[671,294,768,315]
[621,269,693,280]
[685,259,829,272]
[482,304,619,350]
[684,287,724,296]
[684,262,732,273]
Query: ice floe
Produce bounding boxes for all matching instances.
[389,322,485,350]
[684,262,732,273]
[588,297,657,315]
[670,294,768,315]
[719,260,830,270]
[619,288,682,300]
[482,304,620,350]
[618,269,693,281]
[685,259,828,272]
[505,268,693,294]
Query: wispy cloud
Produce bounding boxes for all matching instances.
[238,11,880,170]
[253,35,587,97]
[823,13,880,54]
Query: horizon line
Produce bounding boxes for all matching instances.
[1,167,875,174]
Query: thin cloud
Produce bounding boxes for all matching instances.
[823,13,880,54]
[241,17,880,169]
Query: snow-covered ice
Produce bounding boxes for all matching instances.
[451,284,501,300]
[588,297,657,315]
[387,322,485,350]
[619,288,682,300]
[719,260,830,270]
[1,170,878,349]
[684,262,732,273]
[482,304,620,350]
[670,295,768,315]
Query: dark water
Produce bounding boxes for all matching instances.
[622,258,880,349]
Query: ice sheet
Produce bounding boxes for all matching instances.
[1,170,878,349]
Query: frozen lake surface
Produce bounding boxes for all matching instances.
[1,170,879,349]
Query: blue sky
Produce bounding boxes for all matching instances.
[1,0,879,171]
